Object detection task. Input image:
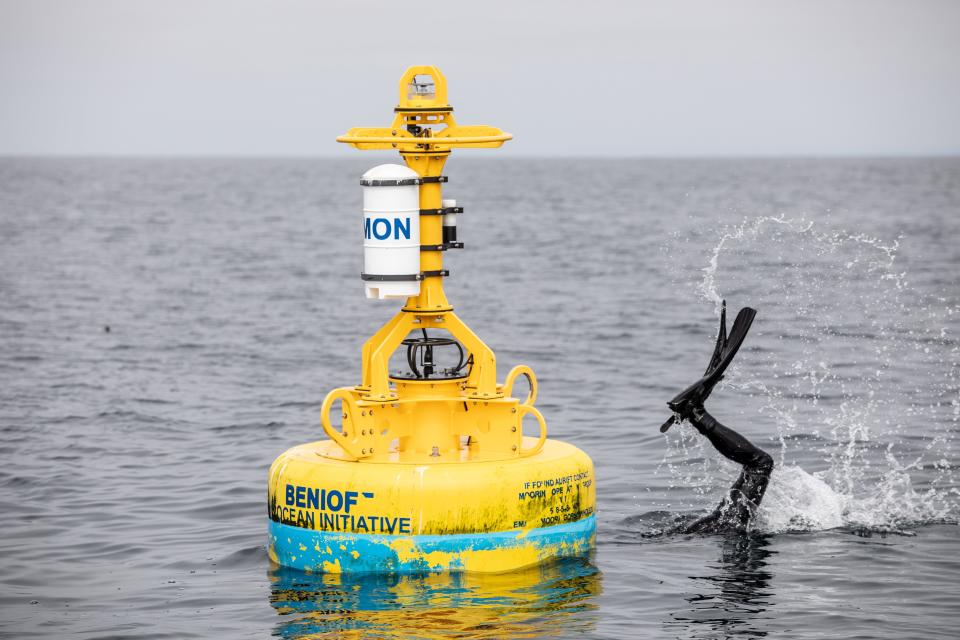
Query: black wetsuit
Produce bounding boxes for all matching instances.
[661,302,772,533]
[682,406,774,534]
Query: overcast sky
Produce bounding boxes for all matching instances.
[1,0,958,156]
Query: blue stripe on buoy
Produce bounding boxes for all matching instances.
[269,515,596,573]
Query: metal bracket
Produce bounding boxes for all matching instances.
[361,273,422,281]
[360,177,421,187]
[420,243,464,251]
[419,206,463,216]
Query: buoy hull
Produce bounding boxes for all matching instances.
[267,438,596,573]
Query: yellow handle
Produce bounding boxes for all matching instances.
[502,365,537,406]
[320,388,363,460]
[516,404,547,458]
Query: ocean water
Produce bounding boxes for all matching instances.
[1,157,958,639]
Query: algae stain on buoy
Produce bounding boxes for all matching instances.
[267,66,596,573]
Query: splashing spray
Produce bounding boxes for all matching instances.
[667,215,958,532]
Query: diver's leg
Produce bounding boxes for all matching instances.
[681,509,722,535]
[689,407,773,475]
[686,407,774,529]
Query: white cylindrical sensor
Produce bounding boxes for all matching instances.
[361,164,421,300]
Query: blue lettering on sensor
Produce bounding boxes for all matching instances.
[364,217,412,241]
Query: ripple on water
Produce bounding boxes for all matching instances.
[1,158,959,639]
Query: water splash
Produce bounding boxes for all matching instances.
[757,466,844,532]
[665,215,959,532]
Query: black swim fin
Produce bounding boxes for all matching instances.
[660,301,757,433]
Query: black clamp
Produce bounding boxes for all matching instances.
[360,178,421,187]
[361,273,422,282]
[360,176,449,187]
[420,242,465,252]
[420,206,464,216]
[362,271,448,280]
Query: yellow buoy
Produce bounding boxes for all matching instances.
[268,66,596,573]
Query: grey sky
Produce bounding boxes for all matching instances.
[1,0,958,156]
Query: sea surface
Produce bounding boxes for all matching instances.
[1,157,958,639]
